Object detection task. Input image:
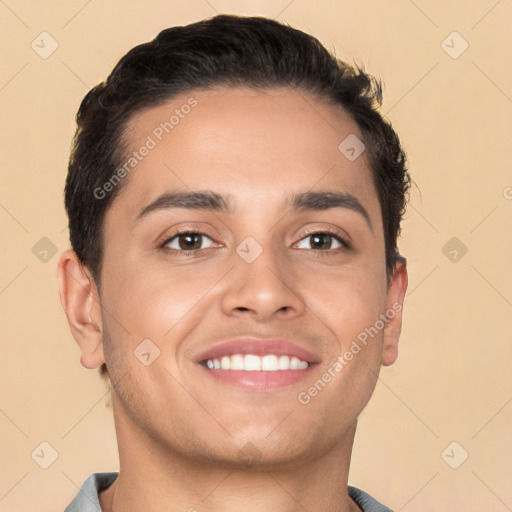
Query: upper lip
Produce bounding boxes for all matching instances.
[195,337,320,364]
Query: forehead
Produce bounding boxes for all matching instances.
[108,86,380,223]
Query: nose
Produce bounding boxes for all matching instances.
[220,245,306,321]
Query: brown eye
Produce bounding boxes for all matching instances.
[180,233,202,250]
[163,232,215,252]
[310,233,333,250]
[296,232,349,251]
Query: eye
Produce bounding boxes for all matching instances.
[295,231,349,251]
[162,231,216,252]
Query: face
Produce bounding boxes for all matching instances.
[79,87,406,468]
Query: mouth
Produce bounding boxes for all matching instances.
[195,338,318,391]
[202,354,309,371]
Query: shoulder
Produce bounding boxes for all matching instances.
[64,472,119,512]
[348,485,394,512]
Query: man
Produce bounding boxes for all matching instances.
[58,14,409,512]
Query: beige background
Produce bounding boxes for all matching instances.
[1,0,511,510]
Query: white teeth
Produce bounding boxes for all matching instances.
[231,354,244,370]
[205,354,310,371]
[261,355,279,371]
[278,355,290,370]
[244,354,261,371]
[289,356,309,370]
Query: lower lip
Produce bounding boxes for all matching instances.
[199,365,314,391]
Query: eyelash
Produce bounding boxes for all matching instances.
[159,228,351,256]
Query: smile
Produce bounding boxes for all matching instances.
[204,354,310,371]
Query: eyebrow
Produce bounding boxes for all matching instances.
[290,190,372,230]
[134,190,372,231]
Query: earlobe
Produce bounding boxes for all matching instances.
[57,250,105,369]
[381,257,408,366]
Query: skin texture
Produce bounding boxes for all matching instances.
[58,87,408,512]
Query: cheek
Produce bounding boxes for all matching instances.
[296,272,385,416]
[305,265,386,337]
[102,257,222,335]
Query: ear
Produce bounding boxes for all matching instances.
[57,250,105,369]
[381,256,408,366]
